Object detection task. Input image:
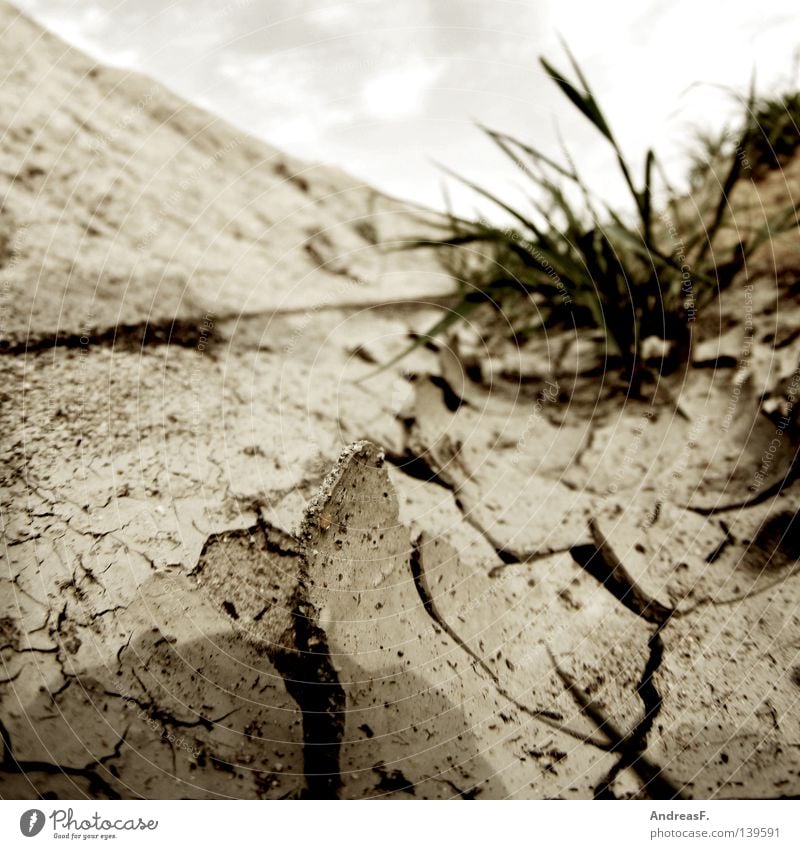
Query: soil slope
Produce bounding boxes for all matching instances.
[2,1,800,800]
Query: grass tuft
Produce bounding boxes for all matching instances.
[375,46,800,395]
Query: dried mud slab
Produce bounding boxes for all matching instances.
[0,573,304,799]
[196,441,632,798]
[583,504,800,798]
[390,471,498,571]
[592,500,800,614]
[663,372,800,514]
[650,583,800,798]
[400,378,594,561]
[295,441,620,798]
[413,535,654,751]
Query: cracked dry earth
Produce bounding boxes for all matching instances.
[3,2,800,801]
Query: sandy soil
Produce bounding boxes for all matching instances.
[2,1,800,800]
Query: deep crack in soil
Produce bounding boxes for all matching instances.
[196,519,346,799]
[0,719,123,799]
[570,519,673,626]
[555,521,682,798]
[269,601,346,800]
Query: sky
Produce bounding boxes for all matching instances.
[15,0,800,218]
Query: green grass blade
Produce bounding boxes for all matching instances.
[435,161,548,238]
[641,149,655,245]
[541,48,646,234]
[540,57,613,141]
[481,125,577,181]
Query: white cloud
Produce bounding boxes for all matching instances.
[217,53,355,152]
[22,2,142,69]
[361,59,443,120]
[306,3,361,28]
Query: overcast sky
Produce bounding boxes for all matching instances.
[16,0,800,217]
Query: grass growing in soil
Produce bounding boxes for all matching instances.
[388,45,800,396]
[689,88,800,188]
[745,91,800,176]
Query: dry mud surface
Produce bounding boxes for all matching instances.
[2,2,800,799]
